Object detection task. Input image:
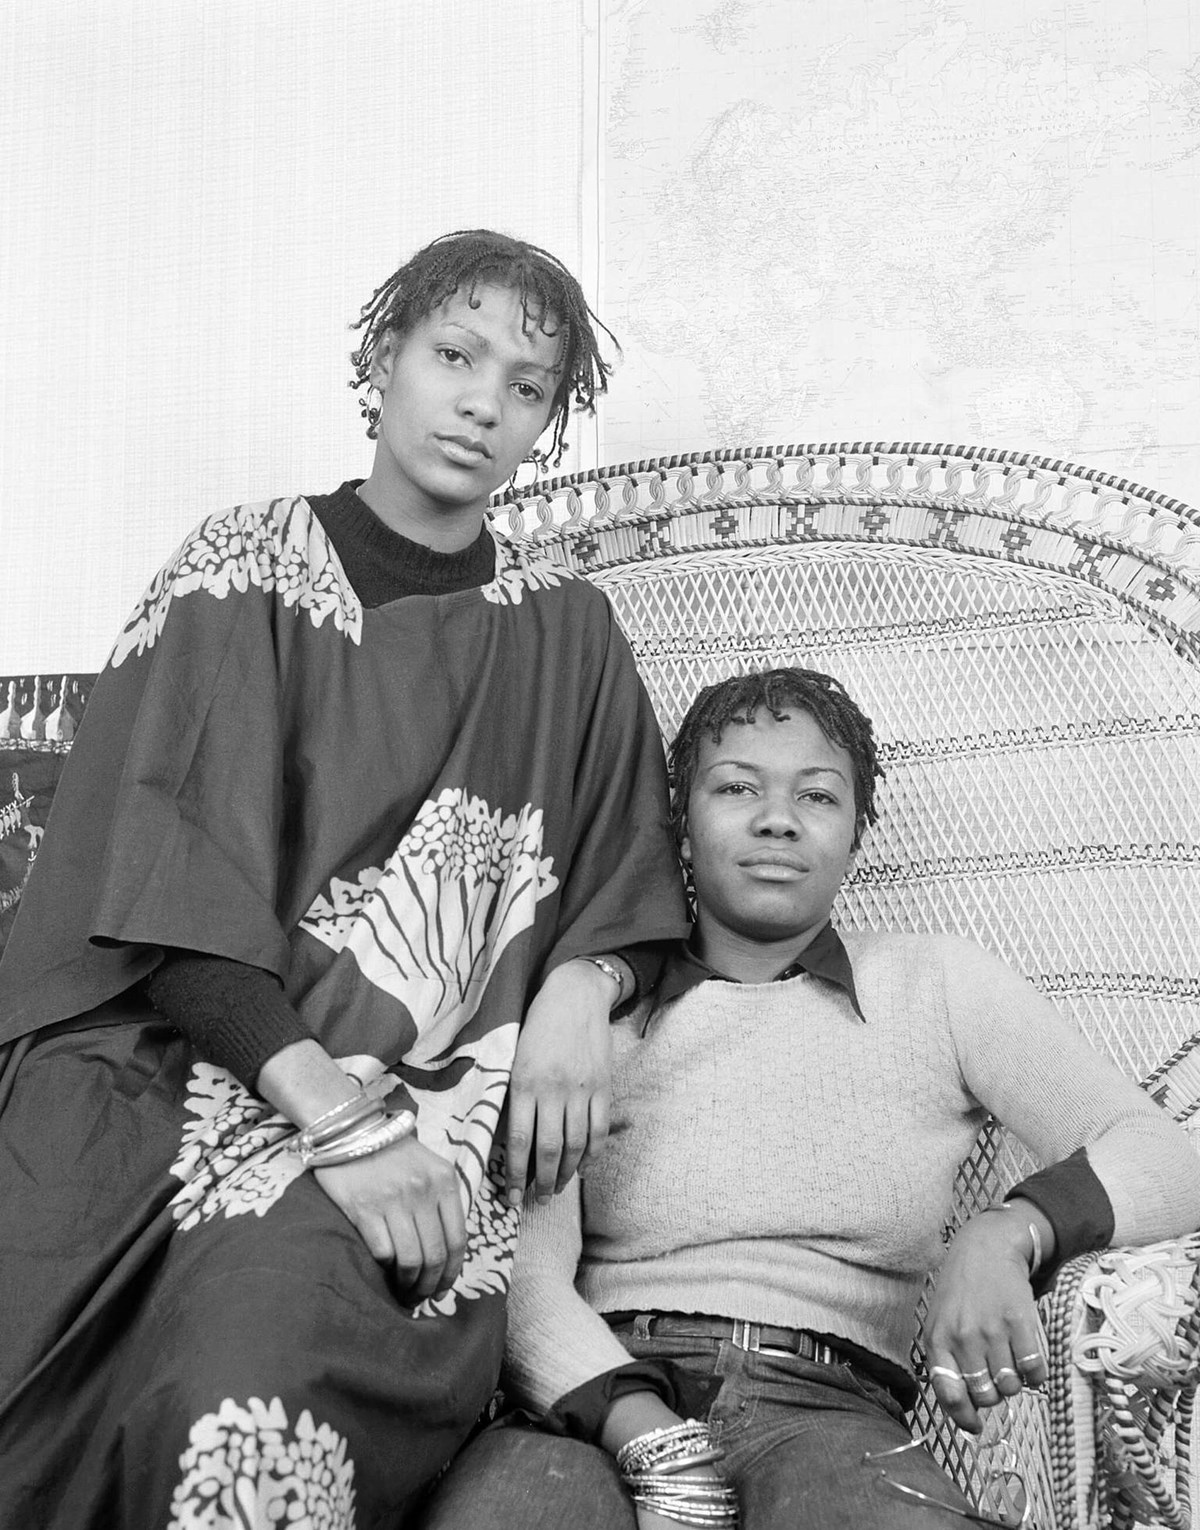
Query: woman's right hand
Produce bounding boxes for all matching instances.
[255,1039,467,1304]
[600,1391,733,1529]
[923,1200,1052,1432]
[314,1133,466,1304]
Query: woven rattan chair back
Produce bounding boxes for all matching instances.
[494,442,1200,1529]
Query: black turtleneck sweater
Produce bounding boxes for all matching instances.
[308,478,497,603]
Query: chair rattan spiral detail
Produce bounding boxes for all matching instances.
[491,441,1200,1530]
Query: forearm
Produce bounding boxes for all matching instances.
[256,1038,362,1128]
[598,1391,688,1456]
[956,942,1200,1251]
[549,954,632,1010]
[980,1197,1057,1273]
[146,950,313,1086]
[1086,1115,1200,1246]
[505,1182,636,1411]
[596,1392,734,1528]
[507,1270,636,1412]
[1004,1147,1108,1283]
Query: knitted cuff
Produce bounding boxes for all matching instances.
[146,951,314,1089]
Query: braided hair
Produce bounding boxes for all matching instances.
[668,668,884,853]
[349,228,616,465]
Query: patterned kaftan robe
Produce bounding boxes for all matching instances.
[0,495,686,1530]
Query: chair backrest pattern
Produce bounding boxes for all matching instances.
[493,441,1200,1526]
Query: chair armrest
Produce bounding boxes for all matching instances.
[1040,1235,1200,1530]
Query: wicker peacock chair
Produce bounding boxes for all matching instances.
[2,443,1197,1525]
[493,440,1200,1530]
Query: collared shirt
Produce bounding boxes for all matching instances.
[649,918,865,1024]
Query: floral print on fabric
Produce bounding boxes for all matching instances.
[404,1051,521,1320]
[168,1056,401,1230]
[481,544,576,606]
[300,788,558,1315]
[301,789,558,1055]
[111,498,362,667]
[167,1064,301,1230]
[167,1395,355,1530]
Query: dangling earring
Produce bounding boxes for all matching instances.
[360,385,384,440]
[507,447,551,497]
[680,854,697,918]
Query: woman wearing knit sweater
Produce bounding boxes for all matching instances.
[420,666,1200,1530]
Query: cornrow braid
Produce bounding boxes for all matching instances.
[668,667,884,853]
[349,228,617,466]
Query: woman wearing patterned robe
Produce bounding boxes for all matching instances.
[0,232,687,1528]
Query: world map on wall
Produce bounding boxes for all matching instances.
[597,0,1200,508]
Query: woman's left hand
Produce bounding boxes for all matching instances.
[505,959,617,1206]
[921,1206,1051,1433]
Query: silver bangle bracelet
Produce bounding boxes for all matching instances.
[982,1202,1045,1275]
[295,1075,396,1155]
[303,1110,417,1169]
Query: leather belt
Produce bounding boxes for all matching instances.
[605,1311,844,1366]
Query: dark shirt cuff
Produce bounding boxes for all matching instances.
[146,950,314,1088]
[544,1361,679,1442]
[609,942,669,1005]
[1006,1146,1114,1291]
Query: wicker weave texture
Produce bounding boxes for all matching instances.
[499,444,1200,1530]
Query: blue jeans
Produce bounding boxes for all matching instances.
[418,1329,978,1528]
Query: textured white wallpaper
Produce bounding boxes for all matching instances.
[5,0,1200,673]
[0,0,590,670]
[594,0,1200,503]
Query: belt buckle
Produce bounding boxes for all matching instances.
[731,1318,761,1352]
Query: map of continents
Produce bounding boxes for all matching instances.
[598,0,1200,507]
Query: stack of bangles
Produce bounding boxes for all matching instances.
[291,1079,417,1170]
[616,1420,740,1527]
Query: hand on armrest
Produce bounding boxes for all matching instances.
[922,1199,1054,1434]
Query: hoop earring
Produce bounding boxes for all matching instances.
[360,385,383,440]
[506,447,552,497]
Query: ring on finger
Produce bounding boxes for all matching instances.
[1016,1351,1044,1369]
[962,1368,992,1383]
[993,1367,1020,1383]
[930,1366,964,1384]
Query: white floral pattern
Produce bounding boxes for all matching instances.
[302,791,557,1051]
[481,543,576,606]
[167,1064,301,1230]
[402,1037,521,1320]
[110,498,362,667]
[301,788,559,1315]
[167,1056,395,1230]
[167,1395,355,1530]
